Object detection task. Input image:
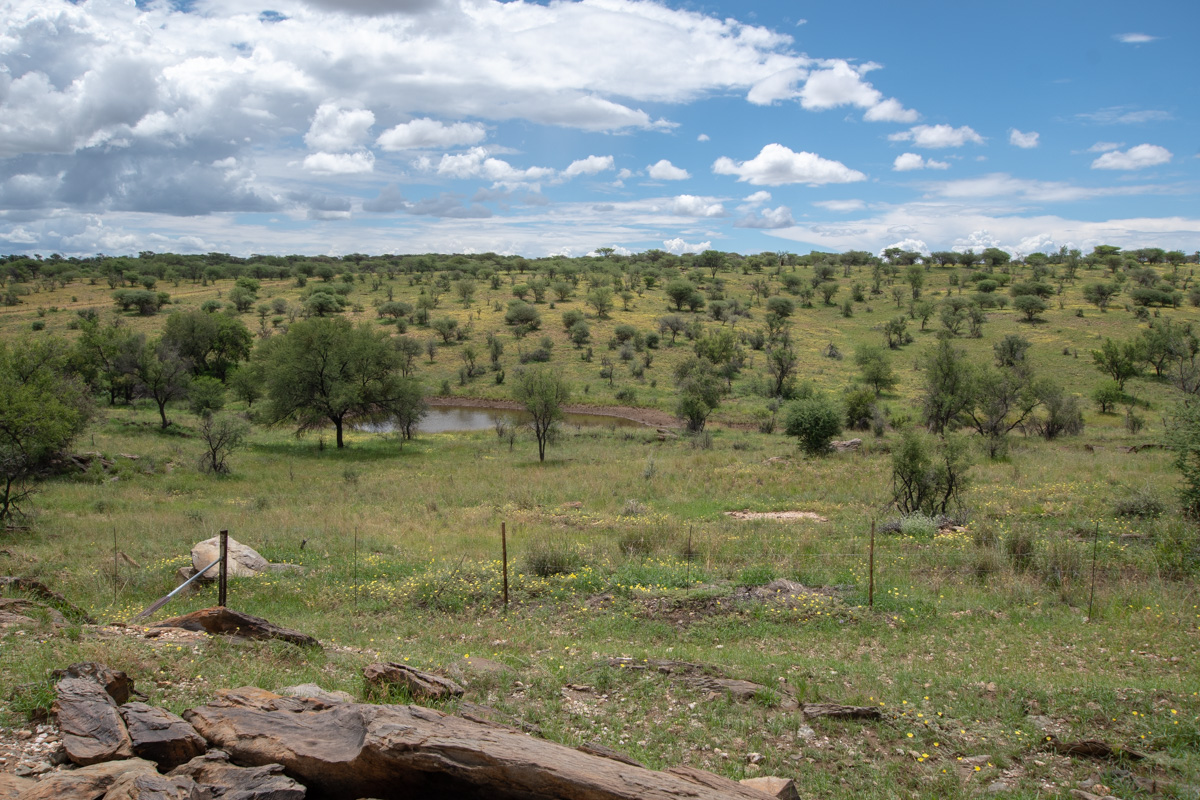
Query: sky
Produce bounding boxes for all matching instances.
[0,0,1197,259]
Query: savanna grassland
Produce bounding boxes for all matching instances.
[1,249,1199,799]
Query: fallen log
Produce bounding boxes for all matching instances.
[1044,735,1145,762]
[184,693,776,800]
[0,576,96,623]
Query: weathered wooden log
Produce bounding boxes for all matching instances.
[184,695,776,800]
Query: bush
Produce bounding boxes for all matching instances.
[1004,530,1036,573]
[1113,487,1165,519]
[783,394,843,456]
[891,430,971,516]
[525,541,584,577]
[1092,380,1123,413]
[898,513,938,538]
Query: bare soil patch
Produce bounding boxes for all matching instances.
[724,510,829,522]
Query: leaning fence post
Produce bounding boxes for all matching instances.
[868,520,875,610]
[501,522,509,608]
[218,530,228,607]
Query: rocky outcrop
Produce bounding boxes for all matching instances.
[119,704,207,771]
[362,662,464,701]
[169,751,305,800]
[150,608,319,649]
[183,692,775,800]
[53,678,134,766]
[13,757,158,800]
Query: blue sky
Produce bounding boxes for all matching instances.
[0,0,1196,258]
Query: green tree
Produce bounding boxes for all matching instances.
[891,430,972,516]
[0,339,92,523]
[134,338,192,429]
[260,317,406,448]
[919,338,973,434]
[188,375,227,417]
[674,356,722,432]
[512,366,570,462]
[1013,294,1048,322]
[854,344,896,395]
[226,362,266,407]
[784,394,843,456]
[586,286,614,319]
[1091,337,1141,391]
[1082,281,1119,312]
[665,279,696,311]
[197,411,250,475]
[162,310,252,380]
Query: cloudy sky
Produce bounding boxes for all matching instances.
[1,0,1196,258]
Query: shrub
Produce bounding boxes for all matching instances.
[783,394,843,456]
[1113,487,1165,519]
[1004,530,1036,572]
[891,430,971,516]
[898,513,938,538]
[525,541,584,577]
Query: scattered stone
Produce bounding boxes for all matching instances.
[363,662,465,701]
[796,725,816,741]
[169,750,306,800]
[12,757,158,800]
[191,536,269,578]
[831,438,862,452]
[53,677,134,766]
[276,684,354,705]
[185,698,777,800]
[739,776,800,800]
[120,702,207,771]
[664,766,772,798]
[151,607,320,649]
[174,568,204,593]
[52,662,137,704]
[987,780,1008,793]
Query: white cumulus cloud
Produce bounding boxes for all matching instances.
[302,151,376,175]
[648,160,691,180]
[663,237,712,254]
[893,153,949,171]
[376,118,487,151]
[305,104,376,151]
[1009,129,1039,149]
[712,143,866,186]
[889,124,985,148]
[1091,143,1172,170]
[669,195,726,217]
[797,60,917,122]
[563,155,615,177]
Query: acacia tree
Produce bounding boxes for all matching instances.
[513,366,570,461]
[260,317,412,448]
[133,338,192,429]
[0,339,92,523]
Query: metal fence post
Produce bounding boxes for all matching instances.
[218,530,228,607]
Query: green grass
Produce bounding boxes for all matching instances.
[2,400,1199,798]
[3,257,1200,798]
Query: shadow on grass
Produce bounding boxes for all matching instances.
[251,438,425,461]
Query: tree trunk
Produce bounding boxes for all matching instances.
[157,399,169,429]
[335,418,344,448]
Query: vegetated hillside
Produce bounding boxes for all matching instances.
[2,246,1199,799]
[1,245,1197,434]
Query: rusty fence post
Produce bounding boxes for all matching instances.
[501,523,509,608]
[218,530,228,607]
